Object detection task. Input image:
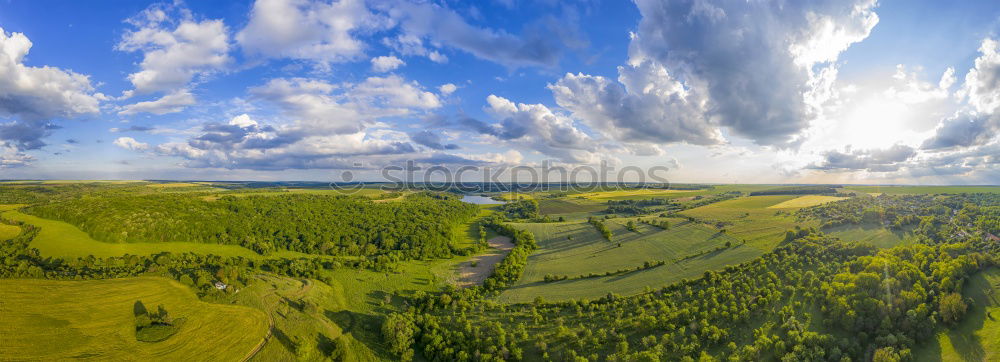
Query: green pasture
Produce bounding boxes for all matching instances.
[0,209,318,260]
[0,277,269,361]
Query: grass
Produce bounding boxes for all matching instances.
[538,198,606,215]
[843,185,1000,194]
[0,223,19,240]
[1,210,320,260]
[493,192,535,201]
[0,277,269,361]
[767,195,847,208]
[824,224,916,248]
[678,195,811,251]
[916,267,1000,362]
[451,209,499,250]
[496,218,754,303]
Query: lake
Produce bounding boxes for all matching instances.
[460,195,505,205]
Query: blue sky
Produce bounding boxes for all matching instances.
[0,0,998,184]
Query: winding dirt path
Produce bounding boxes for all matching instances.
[456,236,515,287]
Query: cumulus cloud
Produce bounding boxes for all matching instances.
[961,39,1000,114]
[118,6,230,93]
[156,73,443,170]
[157,114,415,170]
[885,65,952,104]
[0,27,102,166]
[922,38,1000,150]
[808,144,916,172]
[0,27,102,121]
[552,0,878,148]
[116,4,230,113]
[439,83,457,96]
[236,0,380,65]
[410,130,458,150]
[478,95,599,163]
[250,76,439,136]
[921,111,999,150]
[113,137,149,151]
[118,90,196,115]
[371,55,404,72]
[551,62,721,146]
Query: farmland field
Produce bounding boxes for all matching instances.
[679,195,810,250]
[497,218,754,302]
[0,277,269,361]
[767,195,847,208]
[537,198,606,217]
[573,188,697,200]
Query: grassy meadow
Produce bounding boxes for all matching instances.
[0,277,269,361]
[0,222,20,240]
[1,209,319,260]
[767,195,847,208]
[678,195,811,250]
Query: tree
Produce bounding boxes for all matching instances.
[939,293,968,325]
[382,313,416,358]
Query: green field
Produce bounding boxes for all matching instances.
[1,210,318,260]
[537,198,605,214]
[678,195,810,250]
[0,223,20,240]
[768,195,847,208]
[0,277,269,361]
[843,185,1000,194]
[497,218,756,303]
[917,268,1000,362]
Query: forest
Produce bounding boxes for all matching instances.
[26,192,479,258]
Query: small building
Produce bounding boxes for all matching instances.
[214,281,227,290]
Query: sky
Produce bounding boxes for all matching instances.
[0,0,999,184]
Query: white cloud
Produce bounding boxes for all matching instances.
[117,5,230,95]
[0,27,103,166]
[961,38,1000,114]
[550,62,721,147]
[552,0,879,148]
[353,75,441,109]
[118,90,196,115]
[428,51,448,63]
[0,27,102,121]
[884,64,951,104]
[922,38,1000,150]
[439,83,458,95]
[236,0,380,65]
[114,137,150,151]
[481,94,600,163]
[371,55,404,72]
[154,74,444,170]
